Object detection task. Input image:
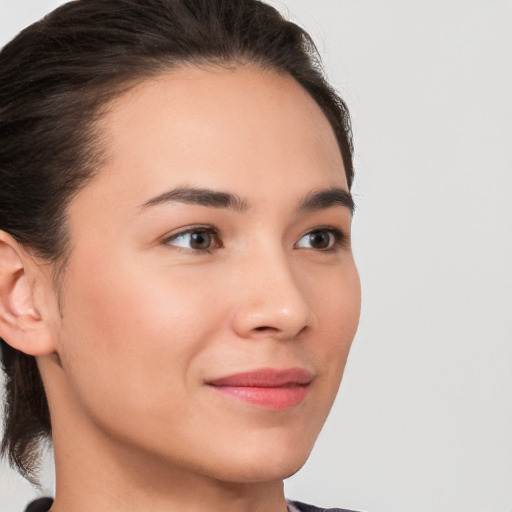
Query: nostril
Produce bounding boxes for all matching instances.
[254,326,277,332]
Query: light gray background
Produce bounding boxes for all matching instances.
[1,1,511,511]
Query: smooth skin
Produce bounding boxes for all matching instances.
[0,65,361,512]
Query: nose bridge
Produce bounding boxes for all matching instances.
[231,241,316,339]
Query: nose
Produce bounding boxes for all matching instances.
[230,249,317,341]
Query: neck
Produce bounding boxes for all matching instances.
[51,435,288,512]
[49,408,288,512]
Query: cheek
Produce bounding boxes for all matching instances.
[56,254,226,416]
[308,261,361,380]
[310,256,361,324]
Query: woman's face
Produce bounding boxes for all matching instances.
[47,65,361,483]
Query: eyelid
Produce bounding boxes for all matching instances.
[160,224,348,253]
[162,225,222,252]
[294,226,348,251]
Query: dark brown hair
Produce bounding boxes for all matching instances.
[0,0,354,484]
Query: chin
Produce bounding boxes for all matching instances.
[245,457,308,483]
[188,407,328,484]
[203,439,314,484]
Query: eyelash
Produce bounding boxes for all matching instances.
[162,225,347,254]
[296,226,347,252]
[163,226,222,254]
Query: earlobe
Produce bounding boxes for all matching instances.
[0,231,56,356]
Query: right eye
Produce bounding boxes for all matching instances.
[163,227,222,253]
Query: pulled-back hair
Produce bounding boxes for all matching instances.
[0,0,354,485]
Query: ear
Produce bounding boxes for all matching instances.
[0,231,57,356]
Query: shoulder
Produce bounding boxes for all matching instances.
[24,497,54,512]
[288,499,363,512]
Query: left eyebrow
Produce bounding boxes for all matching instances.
[299,187,355,215]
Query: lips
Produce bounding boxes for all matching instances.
[206,368,313,409]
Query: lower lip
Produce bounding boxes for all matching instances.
[208,384,309,409]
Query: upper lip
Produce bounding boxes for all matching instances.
[206,367,314,387]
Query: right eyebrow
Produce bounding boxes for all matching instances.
[140,186,249,212]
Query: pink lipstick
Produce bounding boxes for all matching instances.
[206,368,313,409]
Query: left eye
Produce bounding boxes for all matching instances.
[295,229,340,251]
[164,228,221,251]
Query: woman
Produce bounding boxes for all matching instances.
[0,1,361,511]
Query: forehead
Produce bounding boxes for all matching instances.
[73,65,347,214]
